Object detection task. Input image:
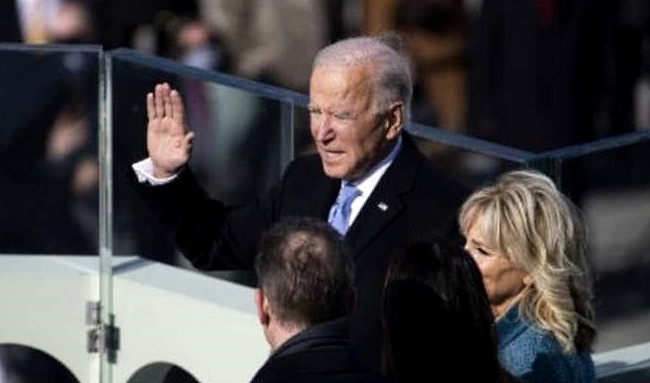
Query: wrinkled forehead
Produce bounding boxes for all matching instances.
[309,65,375,106]
[310,64,373,89]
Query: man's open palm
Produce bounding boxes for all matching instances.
[146,83,195,178]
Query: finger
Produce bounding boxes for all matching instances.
[185,132,195,149]
[154,84,164,120]
[164,85,174,119]
[170,90,186,128]
[185,131,195,143]
[146,92,155,120]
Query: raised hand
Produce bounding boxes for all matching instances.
[146,83,195,178]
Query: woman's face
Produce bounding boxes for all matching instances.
[464,217,529,318]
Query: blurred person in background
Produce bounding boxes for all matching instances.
[0,67,98,254]
[0,0,97,44]
[0,0,100,254]
[363,0,469,138]
[466,0,608,153]
[0,0,99,254]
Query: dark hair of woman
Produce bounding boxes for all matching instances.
[381,234,504,383]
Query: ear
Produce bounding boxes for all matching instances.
[254,289,271,326]
[384,101,404,140]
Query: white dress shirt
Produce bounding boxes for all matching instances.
[341,136,402,226]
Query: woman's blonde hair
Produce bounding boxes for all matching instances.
[458,169,596,352]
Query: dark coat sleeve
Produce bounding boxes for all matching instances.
[129,166,275,270]
[128,155,333,270]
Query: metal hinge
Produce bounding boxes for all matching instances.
[86,301,120,364]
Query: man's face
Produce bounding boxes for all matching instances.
[308,65,398,180]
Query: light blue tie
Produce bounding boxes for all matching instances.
[328,182,361,235]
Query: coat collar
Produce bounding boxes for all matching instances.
[496,303,530,349]
[271,317,351,359]
[344,132,425,255]
[250,318,360,382]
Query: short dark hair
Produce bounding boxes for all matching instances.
[255,216,355,328]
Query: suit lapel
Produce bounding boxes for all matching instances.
[345,134,424,256]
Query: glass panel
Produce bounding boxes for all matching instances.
[0,42,102,383]
[106,50,319,383]
[0,44,100,255]
[406,121,536,189]
[109,49,301,271]
[291,104,314,157]
[541,131,650,353]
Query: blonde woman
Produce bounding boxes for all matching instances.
[459,169,596,383]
